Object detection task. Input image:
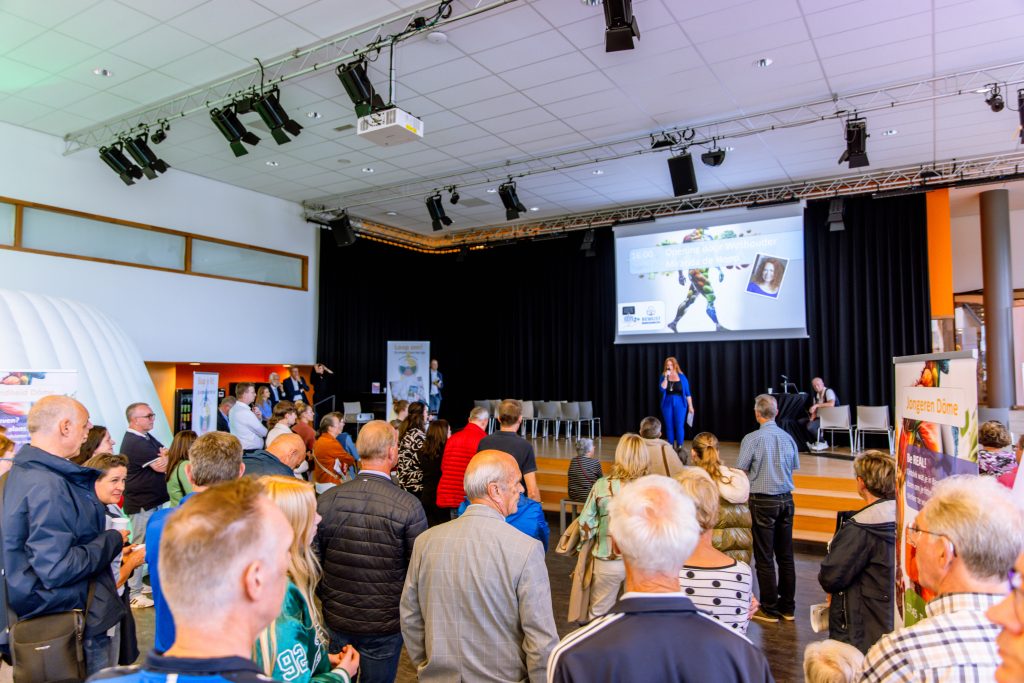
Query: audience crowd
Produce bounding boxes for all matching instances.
[2,387,1024,683]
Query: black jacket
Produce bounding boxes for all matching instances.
[818,498,896,653]
[122,431,169,514]
[315,472,427,635]
[0,446,124,640]
[282,376,310,404]
[241,450,294,479]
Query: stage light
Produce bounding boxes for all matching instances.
[330,212,357,247]
[254,87,303,145]
[123,133,169,180]
[827,198,845,232]
[98,144,143,186]
[425,193,452,231]
[336,60,386,117]
[1018,90,1024,143]
[603,0,640,52]
[498,181,527,221]
[837,118,869,169]
[701,145,726,167]
[449,187,460,205]
[650,134,675,150]
[984,84,1004,112]
[210,105,260,157]
[150,121,169,144]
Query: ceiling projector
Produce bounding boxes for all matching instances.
[357,106,423,146]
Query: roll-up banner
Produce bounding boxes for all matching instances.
[385,341,429,422]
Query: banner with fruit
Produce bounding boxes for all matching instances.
[0,370,79,452]
[893,351,978,628]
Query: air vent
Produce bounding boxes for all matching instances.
[334,123,355,133]
[459,198,489,208]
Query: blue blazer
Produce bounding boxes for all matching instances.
[658,372,691,401]
[457,494,549,551]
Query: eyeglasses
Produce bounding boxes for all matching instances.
[906,525,950,548]
[1009,570,1024,622]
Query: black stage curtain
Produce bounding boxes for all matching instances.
[317,194,931,441]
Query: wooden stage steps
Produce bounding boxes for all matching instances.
[534,453,858,545]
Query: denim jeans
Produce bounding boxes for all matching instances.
[128,507,158,597]
[84,633,114,677]
[328,630,403,683]
[749,493,796,615]
[428,394,441,414]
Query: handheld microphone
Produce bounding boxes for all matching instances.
[781,375,789,381]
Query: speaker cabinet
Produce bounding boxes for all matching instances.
[667,153,698,196]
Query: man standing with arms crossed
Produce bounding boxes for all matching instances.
[738,394,799,623]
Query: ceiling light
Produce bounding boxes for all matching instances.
[266,160,279,167]
[603,0,640,52]
[123,133,169,180]
[361,167,374,173]
[984,84,1005,112]
[253,87,303,145]
[755,58,773,68]
[529,207,540,212]
[425,194,453,231]
[837,118,869,169]
[724,146,735,152]
[882,129,898,136]
[449,187,460,204]
[93,68,113,77]
[307,111,322,119]
[149,121,169,144]
[486,188,497,193]
[427,31,448,44]
[188,362,201,366]
[336,158,351,164]
[98,144,143,186]
[592,169,604,175]
[385,211,398,216]
[336,59,386,117]
[210,105,260,157]
[498,181,527,220]
[329,212,357,247]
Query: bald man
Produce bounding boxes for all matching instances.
[401,450,558,683]
[1,396,127,675]
[241,432,307,478]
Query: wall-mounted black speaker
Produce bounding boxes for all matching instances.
[667,153,698,196]
[330,215,357,247]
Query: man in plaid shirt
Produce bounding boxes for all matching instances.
[861,476,1024,682]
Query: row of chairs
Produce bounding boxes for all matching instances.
[816,405,893,453]
[473,400,602,440]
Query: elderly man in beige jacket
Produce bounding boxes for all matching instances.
[640,416,686,477]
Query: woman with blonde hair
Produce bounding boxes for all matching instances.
[255,476,359,682]
[254,386,273,422]
[690,431,752,563]
[577,433,650,619]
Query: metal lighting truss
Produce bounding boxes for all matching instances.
[306,59,1024,213]
[324,150,1024,252]
[62,0,517,152]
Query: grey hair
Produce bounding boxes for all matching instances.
[608,475,700,574]
[639,416,662,439]
[469,406,490,423]
[803,640,864,683]
[922,475,1024,581]
[463,453,514,500]
[754,394,778,420]
[575,438,594,457]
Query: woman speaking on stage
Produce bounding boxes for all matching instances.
[659,356,694,448]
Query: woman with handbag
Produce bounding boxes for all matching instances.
[313,413,355,495]
[576,434,650,620]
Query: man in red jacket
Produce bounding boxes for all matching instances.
[436,407,490,516]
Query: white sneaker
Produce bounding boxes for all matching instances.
[130,594,154,609]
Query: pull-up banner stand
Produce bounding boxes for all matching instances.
[385,341,429,423]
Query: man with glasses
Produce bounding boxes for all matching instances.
[121,402,169,609]
[987,551,1024,683]
[861,475,1024,682]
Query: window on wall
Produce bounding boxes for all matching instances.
[0,197,307,290]
[191,239,304,288]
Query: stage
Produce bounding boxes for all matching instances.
[530,434,861,544]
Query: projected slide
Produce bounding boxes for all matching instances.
[614,213,807,343]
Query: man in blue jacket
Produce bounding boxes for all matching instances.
[0,396,126,676]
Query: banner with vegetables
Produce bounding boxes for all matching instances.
[893,351,978,627]
[0,370,79,452]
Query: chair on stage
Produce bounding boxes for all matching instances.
[489,399,501,432]
[342,402,372,433]
[578,400,601,438]
[535,401,560,438]
[817,405,855,452]
[559,401,582,441]
[855,406,893,454]
[520,400,539,438]
[473,400,495,432]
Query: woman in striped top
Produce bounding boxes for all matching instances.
[675,468,756,634]
[567,438,603,502]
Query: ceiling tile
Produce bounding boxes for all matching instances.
[446,4,548,54]
[6,32,100,74]
[523,70,616,106]
[156,47,253,87]
[168,0,277,44]
[106,70,192,106]
[109,25,208,70]
[427,75,514,110]
[0,12,49,56]
[284,0,400,39]
[30,108,101,134]
[16,77,99,110]
[804,0,932,38]
[683,0,803,43]
[451,92,536,122]
[471,30,576,73]
[0,57,54,95]
[126,0,209,22]
[2,0,100,29]
[217,17,320,62]
[60,52,150,89]
[54,1,159,50]
[0,96,57,126]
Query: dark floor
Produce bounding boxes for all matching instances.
[131,513,825,683]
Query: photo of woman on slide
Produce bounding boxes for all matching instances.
[746,255,787,298]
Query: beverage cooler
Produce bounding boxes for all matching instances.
[174,388,226,432]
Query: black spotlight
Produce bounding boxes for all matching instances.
[449,187,460,205]
[985,84,1005,112]
[837,118,869,169]
[604,0,640,52]
[498,181,527,221]
[426,194,453,232]
[150,121,169,144]
[124,133,169,180]
[99,144,143,186]
[329,212,357,247]
[650,134,675,150]
[254,88,302,145]
[580,228,596,257]
[701,146,726,167]
[211,106,260,157]
[336,60,386,117]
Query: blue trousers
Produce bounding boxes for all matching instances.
[428,394,441,414]
[661,394,687,446]
[329,629,403,683]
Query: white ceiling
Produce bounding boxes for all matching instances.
[1,0,1023,235]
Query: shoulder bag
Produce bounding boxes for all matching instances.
[0,472,96,682]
